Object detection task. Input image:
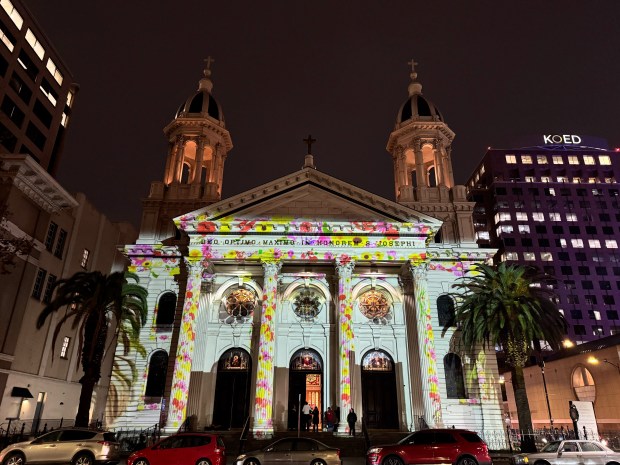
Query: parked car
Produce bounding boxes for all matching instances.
[367,429,492,465]
[127,433,225,465]
[236,437,341,465]
[0,428,120,465]
[511,439,620,465]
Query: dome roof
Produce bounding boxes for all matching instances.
[175,89,224,123]
[397,93,443,124]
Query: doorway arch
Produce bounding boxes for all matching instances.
[361,349,399,429]
[212,348,252,429]
[288,349,323,430]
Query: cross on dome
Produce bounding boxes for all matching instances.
[203,56,215,76]
[303,134,316,154]
[407,58,418,74]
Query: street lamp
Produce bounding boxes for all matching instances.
[588,356,620,374]
[539,361,554,427]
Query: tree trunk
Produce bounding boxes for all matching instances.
[75,375,97,427]
[511,365,537,452]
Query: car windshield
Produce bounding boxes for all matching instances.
[541,442,562,452]
[398,433,415,445]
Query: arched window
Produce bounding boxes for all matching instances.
[362,350,394,372]
[156,292,176,326]
[428,166,437,187]
[444,353,466,399]
[145,350,168,398]
[437,295,455,327]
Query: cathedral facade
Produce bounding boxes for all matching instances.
[106,64,505,440]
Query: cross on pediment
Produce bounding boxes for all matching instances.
[303,134,316,154]
[407,59,418,73]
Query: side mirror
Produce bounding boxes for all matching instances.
[265,447,273,452]
[558,451,563,457]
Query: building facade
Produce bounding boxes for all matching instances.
[0,0,78,175]
[107,65,506,441]
[468,138,620,343]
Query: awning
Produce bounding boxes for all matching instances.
[11,387,33,398]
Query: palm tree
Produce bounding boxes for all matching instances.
[447,263,566,452]
[37,271,147,427]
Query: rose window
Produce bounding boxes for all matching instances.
[360,290,390,320]
[293,288,321,321]
[225,289,257,320]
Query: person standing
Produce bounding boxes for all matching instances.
[325,407,335,431]
[347,408,358,437]
[312,406,320,432]
[301,401,311,431]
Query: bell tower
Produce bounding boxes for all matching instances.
[139,59,233,243]
[386,61,474,243]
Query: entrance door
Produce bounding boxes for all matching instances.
[361,350,399,429]
[288,349,323,430]
[212,349,251,429]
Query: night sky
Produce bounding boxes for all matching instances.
[24,1,620,227]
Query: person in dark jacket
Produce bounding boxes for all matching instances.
[312,406,320,432]
[347,408,358,436]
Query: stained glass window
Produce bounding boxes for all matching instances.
[293,287,321,320]
[225,289,257,319]
[362,350,393,371]
[219,349,250,371]
[290,349,322,371]
[359,290,390,319]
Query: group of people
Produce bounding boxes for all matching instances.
[298,402,358,436]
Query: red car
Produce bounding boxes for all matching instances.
[367,429,492,465]
[128,433,225,465]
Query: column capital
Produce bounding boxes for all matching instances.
[335,257,355,276]
[184,257,208,274]
[412,137,423,151]
[261,260,282,277]
[409,262,429,280]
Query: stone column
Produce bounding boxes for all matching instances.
[167,258,204,429]
[173,137,186,183]
[253,260,282,435]
[336,257,355,432]
[414,139,425,188]
[433,140,444,187]
[443,145,455,188]
[410,262,443,427]
[163,139,175,184]
[193,138,206,185]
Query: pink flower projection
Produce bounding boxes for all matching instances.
[336,259,355,415]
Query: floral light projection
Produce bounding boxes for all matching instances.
[359,290,390,319]
[412,263,443,426]
[336,257,355,425]
[253,261,281,432]
[167,259,203,428]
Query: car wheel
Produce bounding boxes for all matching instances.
[383,456,404,465]
[244,458,261,465]
[3,452,25,465]
[196,459,212,465]
[533,461,550,465]
[456,456,479,465]
[72,452,94,465]
[133,459,150,465]
[311,460,327,465]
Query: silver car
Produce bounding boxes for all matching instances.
[0,428,120,465]
[512,440,620,465]
[236,437,341,465]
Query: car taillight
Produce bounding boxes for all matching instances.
[336,449,341,459]
[97,441,112,446]
[214,448,224,454]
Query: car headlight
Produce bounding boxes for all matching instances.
[368,448,383,454]
[237,455,247,461]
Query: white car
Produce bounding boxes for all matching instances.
[512,440,620,465]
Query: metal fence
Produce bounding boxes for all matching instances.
[0,418,75,449]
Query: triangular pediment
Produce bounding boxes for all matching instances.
[175,167,442,227]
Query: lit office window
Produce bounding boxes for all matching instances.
[557,176,568,183]
[66,90,75,107]
[566,213,577,222]
[588,177,598,184]
[516,212,528,221]
[525,176,535,182]
[599,155,611,165]
[502,252,518,261]
[0,24,14,51]
[568,156,579,165]
[571,239,584,248]
[0,0,23,29]
[549,213,561,221]
[39,79,58,106]
[518,225,531,234]
[541,252,553,261]
[45,58,63,86]
[25,29,45,60]
[497,225,513,234]
[583,155,596,165]
[572,177,581,183]
[559,239,567,248]
[505,154,517,164]
[541,176,551,183]
[552,156,564,165]
[476,231,490,241]
[605,240,618,249]
[521,155,532,164]
[537,155,548,164]
[60,112,69,127]
[532,212,545,222]
[605,177,615,183]
[60,336,70,359]
[80,249,90,269]
[494,212,511,223]
[524,252,536,261]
